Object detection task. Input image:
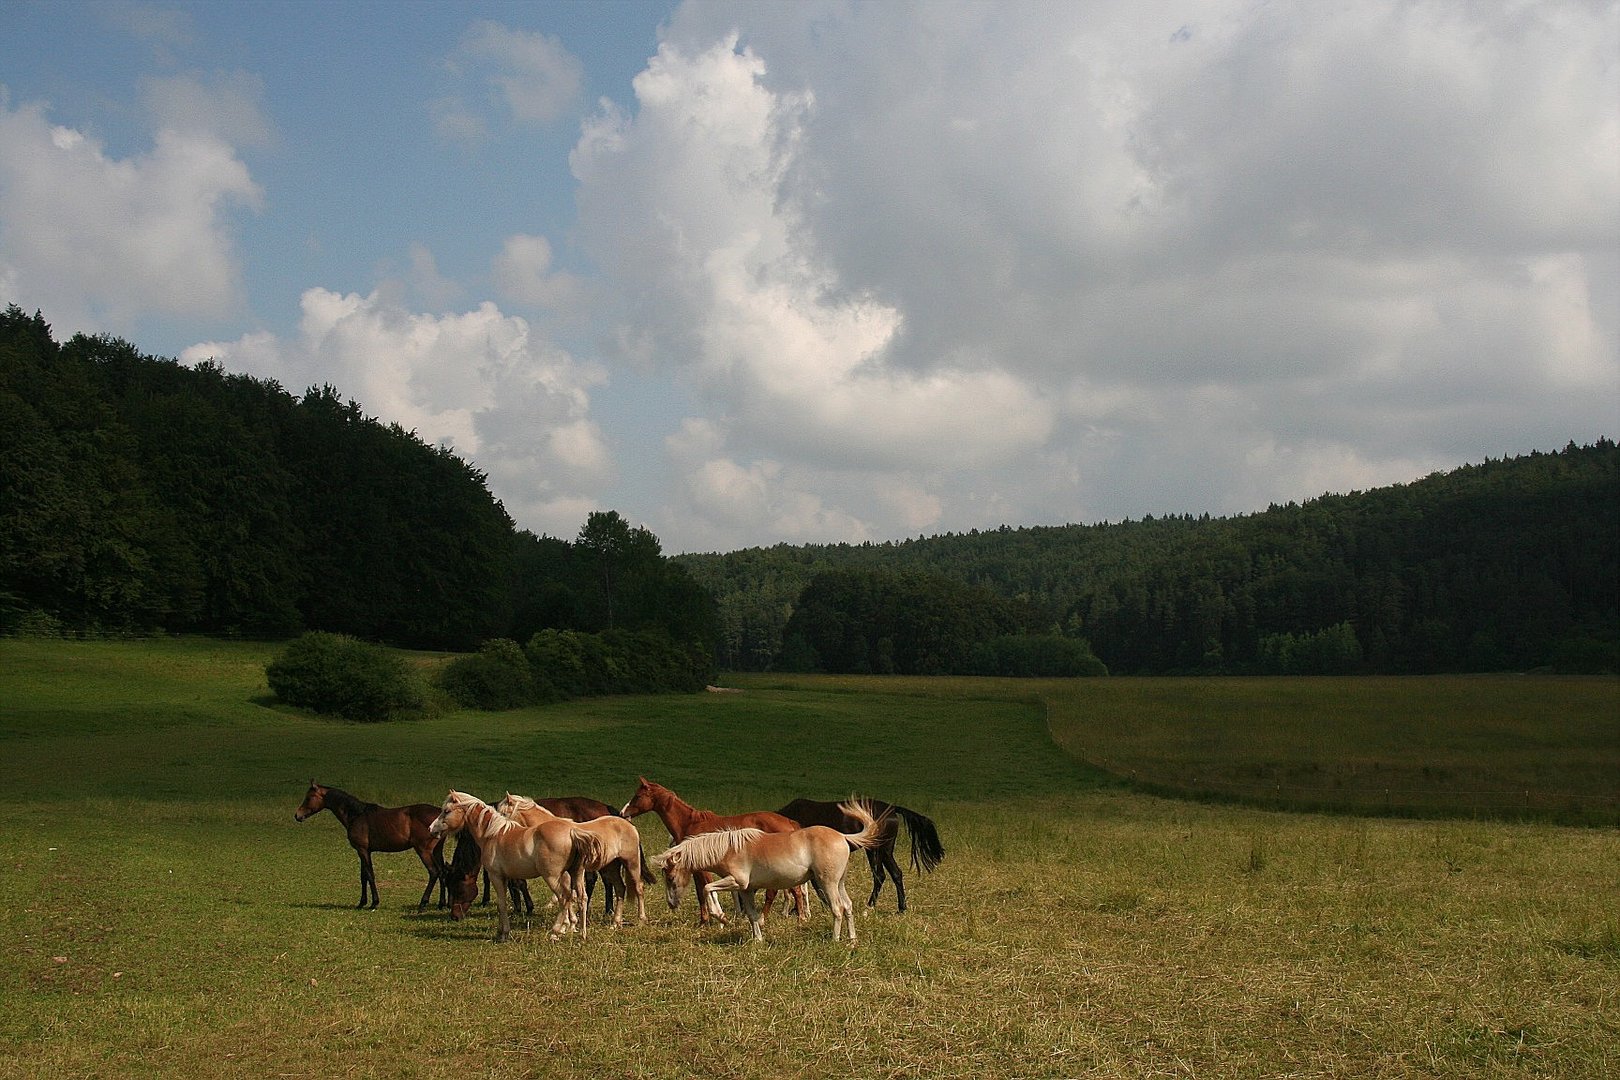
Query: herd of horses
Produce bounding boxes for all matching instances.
[293,777,945,943]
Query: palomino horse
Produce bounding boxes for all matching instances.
[496,793,654,928]
[444,795,615,920]
[618,777,807,925]
[428,791,604,942]
[776,797,944,911]
[293,781,446,910]
[445,831,533,922]
[650,800,888,943]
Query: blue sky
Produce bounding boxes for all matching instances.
[4,1,1616,553]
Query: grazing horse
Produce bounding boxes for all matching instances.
[445,831,533,922]
[496,793,654,928]
[650,800,888,943]
[428,791,604,943]
[293,781,446,910]
[776,797,944,911]
[618,777,807,925]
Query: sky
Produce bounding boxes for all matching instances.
[3,1,1616,554]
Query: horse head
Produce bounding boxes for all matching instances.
[648,847,688,911]
[619,777,661,819]
[430,790,480,837]
[294,781,327,822]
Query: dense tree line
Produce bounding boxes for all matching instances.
[0,307,717,662]
[679,440,1618,675]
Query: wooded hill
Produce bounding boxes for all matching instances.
[0,306,716,654]
[675,440,1619,675]
[5,305,1613,676]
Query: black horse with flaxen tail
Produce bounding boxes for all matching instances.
[775,797,944,912]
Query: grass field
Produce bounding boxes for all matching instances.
[2,638,1616,1078]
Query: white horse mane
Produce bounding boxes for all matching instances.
[499,792,556,818]
[664,827,767,871]
[443,791,512,837]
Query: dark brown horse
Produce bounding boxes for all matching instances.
[294,781,445,910]
[445,795,616,920]
[619,777,806,925]
[776,798,944,912]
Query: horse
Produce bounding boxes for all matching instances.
[649,800,888,943]
[444,794,616,920]
[618,777,808,925]
[428,791,605,942]
[445,830,533,922]
[496,793,654,928]
[293,781,446,910]
[776,797,944,911]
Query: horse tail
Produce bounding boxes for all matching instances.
[892,805,945,872]
[568,829,609,874]
[836,799,889,851]
[637,841,656,885]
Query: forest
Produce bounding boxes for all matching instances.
[677,441,1619,676]
[3,305,1615,677]
[0,306,716,655]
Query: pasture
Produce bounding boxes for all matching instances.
[1,638,1616,1078]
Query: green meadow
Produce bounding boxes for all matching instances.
[1,638,1616,1078]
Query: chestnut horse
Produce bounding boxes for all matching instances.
[428,791,604,942]
[650,800,887,942]
[497,793,654,928]
[445,795,616,920]
[293,781,445,910]
[776,797,944,911]
[618,777,807,925]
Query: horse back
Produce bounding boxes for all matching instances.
[694,809,800,836]
[537,796,617,821]
[778,798,898,838]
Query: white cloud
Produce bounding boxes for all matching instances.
[0,89,262,334]
[572,34,1056,489]
[182,287,612,539]
[586,1,1617,548]
[140,70,273,148]
[492,233,586,312]
[437,20,585,141]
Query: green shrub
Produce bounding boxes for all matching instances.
[437,638,536,710]
[265,631,424,721]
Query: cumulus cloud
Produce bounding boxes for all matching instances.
[492,233,587,312]
[0,89,262,333]
[577,1,1617,547]
[182,286,612,538]
[572,33,1058,542]
[435,21,584,140]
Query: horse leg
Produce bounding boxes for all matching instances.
[358,849,379,909]
[735,889,765,941]
[866,847,887,908]
[624,860,646,925]
[794,884,811,924]
[492,869,511,943]
[512,877,534,916]
[839,878,857,942]
[544,871,574,940]
[414,845,439,911]
[694,870,726,925]
[883,847,907,912]
[602,863,627,928]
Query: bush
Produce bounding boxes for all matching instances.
[265,631,424,721]
[437,638,535,710]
